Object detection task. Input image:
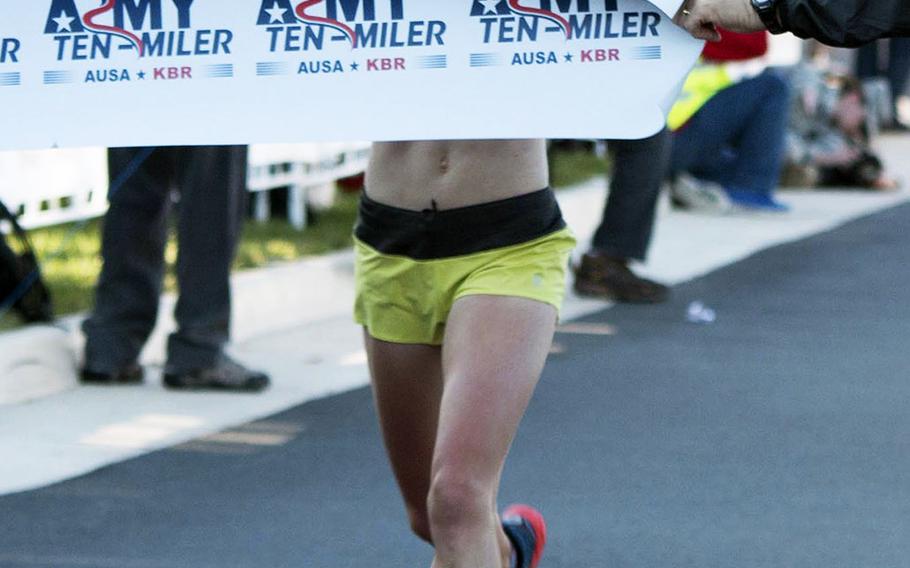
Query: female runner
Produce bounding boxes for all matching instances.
[355,140,575,568]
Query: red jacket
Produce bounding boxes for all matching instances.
[702,30,768,62]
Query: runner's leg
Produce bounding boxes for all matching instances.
[365,333,442,543]
[428,294,557,568]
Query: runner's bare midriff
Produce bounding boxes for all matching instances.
[365,140,549,211]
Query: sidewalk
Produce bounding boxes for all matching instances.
[1,135,908,495]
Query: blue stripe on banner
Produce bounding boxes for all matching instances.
[204,64,234,78]
[630,46,662,60]
[256,62,289,76]
[0,72,20,86]
[417,55,447,69]
[470,53,500,67]
[43,71,72,84]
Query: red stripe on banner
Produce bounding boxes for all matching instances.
[508,0,572,39]
[295,0,359,48]
[82,0,145,57]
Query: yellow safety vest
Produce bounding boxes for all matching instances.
[666,60,734,131]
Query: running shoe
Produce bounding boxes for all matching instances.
[670,173,733,214]
[725,189,791,213]
[502,504,547,568]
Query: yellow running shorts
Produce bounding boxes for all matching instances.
[353,188,576,345]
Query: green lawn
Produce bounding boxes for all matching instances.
[234,191,360,271]
[550,146,609,189]
[1,148,607,329]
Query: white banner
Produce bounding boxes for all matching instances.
[0,0,701,150]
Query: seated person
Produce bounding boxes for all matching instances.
[784,63,898,190]
[667,30,791,213]
[356,140,575,567]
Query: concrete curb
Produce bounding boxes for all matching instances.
[0,248,359,406]
[0,324,75,406]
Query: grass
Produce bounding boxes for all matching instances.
[0,147,607,330]
[234,191,360,270]
[550,146,610,189]
[22,219,106,318]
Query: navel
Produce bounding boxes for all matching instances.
[438,151,449,175]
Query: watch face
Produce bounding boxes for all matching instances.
[752,0,773,10]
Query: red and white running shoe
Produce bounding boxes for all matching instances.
[502,504,547,568]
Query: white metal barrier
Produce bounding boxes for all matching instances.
[0,148,109,230]
[247,143,370,230]
[0,143,371,231]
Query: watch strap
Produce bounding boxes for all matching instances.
[751,0,786,34]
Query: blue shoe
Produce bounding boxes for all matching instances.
[725,189,790,213]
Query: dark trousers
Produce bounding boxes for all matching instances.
[590,128,670,261]
[856,38,910,115]
[82,146,247,373]
[669,70,789,198]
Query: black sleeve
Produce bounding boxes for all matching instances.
[778,0,910,47]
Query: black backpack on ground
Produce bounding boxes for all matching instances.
[0,200,53,322]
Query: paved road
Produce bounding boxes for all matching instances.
[2,203,909,567]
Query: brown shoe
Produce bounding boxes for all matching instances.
[573,253,669,304]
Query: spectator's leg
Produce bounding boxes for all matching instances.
[591,129,670,262]
[82,147,173,373]
[717,71,790,198]
[668,92,746,182]
[855,41,882,81]
[670,71,789,200]
[574,130,670,303]
[166,145,247,373]
[887,38,910,121]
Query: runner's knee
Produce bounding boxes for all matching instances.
[427,468,493,534]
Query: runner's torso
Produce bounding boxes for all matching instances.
[365,140,549,211]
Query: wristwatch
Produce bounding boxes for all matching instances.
[750,0,786,34]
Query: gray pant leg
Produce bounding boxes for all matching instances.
[165,146,247,373]
[82,147,173,371]
[590,128,671,261]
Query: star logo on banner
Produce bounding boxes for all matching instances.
[564,52,573,62]
[478,0,502,15]
[266,2,287,24]
[53,14,75,32]
[350,62,359,71]
[137,71,146,80]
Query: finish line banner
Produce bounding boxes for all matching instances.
[0,0,701,150]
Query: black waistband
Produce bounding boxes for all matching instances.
[355,188,566,260]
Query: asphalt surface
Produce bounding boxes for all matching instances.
[2,203,909,568]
